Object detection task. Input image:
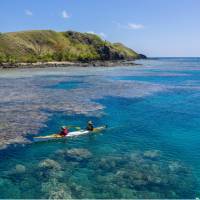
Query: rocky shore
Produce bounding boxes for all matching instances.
[0,60,140,69]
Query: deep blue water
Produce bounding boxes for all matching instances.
[0,57,200,198]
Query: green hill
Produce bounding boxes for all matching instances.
[0,30,145,63]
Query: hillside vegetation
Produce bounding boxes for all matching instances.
[0,30,145,63]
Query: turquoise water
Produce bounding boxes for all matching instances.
[50,81,83,89]
[0,58,200,198]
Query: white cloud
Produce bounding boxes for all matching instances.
[113,21,144,30]
[62,10,70,19]
[86,31,107,39]
[127,23,144,30]
[25,9,33,16]
[99,32,107,38]
[86,31,95,34]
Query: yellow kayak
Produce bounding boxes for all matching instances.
[33,126,106,142]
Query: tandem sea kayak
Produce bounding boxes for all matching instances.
[33,126,107,142]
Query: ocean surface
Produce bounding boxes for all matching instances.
[0,57,200,198]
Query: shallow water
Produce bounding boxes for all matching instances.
[0,58,200,198]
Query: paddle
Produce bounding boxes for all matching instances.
[65,125,81,130]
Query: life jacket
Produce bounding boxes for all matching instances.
[87,124,94,131]
[60,128,68,136]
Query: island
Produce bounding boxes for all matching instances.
[0,30,146,68]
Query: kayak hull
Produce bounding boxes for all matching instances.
[33,126,106,142]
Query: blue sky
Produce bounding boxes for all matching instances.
[1,0,200,57]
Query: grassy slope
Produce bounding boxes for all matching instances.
[0,30,142,63]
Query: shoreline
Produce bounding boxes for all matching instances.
[0,60,141,69]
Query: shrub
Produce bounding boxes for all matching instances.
[0,53,6,63]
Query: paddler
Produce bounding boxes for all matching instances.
[59,126,69,137]
[86,121,94,131]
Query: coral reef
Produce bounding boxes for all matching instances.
[87,150,196,198]
[61,148,92,162]
[38,159,63,180]
[41,178,72,199]
[0,68,166,149]
[15,164,26,174]
[38,158,61,170]
[0,60,200,198]
[143,150,161,159]
[0,178,21,198]
[0,148,197,198]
